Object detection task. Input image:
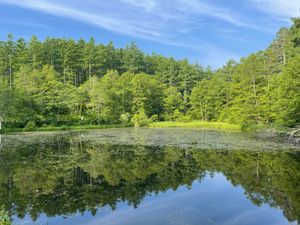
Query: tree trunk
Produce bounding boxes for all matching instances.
[9,54,12,88]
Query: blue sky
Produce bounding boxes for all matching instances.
[0,0,299,68]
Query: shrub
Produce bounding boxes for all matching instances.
[131,109,150,127]
[120,113,131,124]
[23,121,36,131]
[61,125,68,130]
[150,114,158,122]
[174,110,191,122]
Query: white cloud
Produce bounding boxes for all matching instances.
[0,0,164,40]
[1,0,271,68]
[0,0,256,39]
[176,0,248,27]
[121,0,158,12]
[249,0,300,18]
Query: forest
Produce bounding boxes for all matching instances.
[0,18,299,130]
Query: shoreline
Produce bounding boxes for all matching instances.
[0,123,134,134]
[1,121,299,145]
[0,121,242,134]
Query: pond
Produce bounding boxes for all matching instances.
[0,128,299,225]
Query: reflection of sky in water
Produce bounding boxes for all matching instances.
[14,173,295,225]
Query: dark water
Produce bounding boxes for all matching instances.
[0,128,299,225]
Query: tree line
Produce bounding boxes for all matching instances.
[0,18,299,129]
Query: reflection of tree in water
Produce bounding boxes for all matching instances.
[0,135,299,223]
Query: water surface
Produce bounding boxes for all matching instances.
[0,128,299,225]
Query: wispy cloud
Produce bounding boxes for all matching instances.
[0,0,256,38]
[248,0,300,19]
[0,0,252,67]
[121,0,158,12]
[175,0,250,27]
[0,0,164,40]
[0,0,285,68]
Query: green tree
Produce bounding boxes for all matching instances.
[5,34,16,87]
[275,56,300,127]
[14,37,28,74]
[15,66,78,125]
[190,76,226,121]
[290,18,300,47]
[0,84,32,128]
[220,54,266,126]
[83,37,98,80]
[27,36,44,69]
[83,71,123,123]
[130,73,164,117]
[178,59,206,111]
[163,86,183,120]
[122,42,145,73]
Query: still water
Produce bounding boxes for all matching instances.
[0,128,299,225]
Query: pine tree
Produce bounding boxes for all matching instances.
[122,42,145,74]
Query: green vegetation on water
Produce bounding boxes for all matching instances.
[2,121,240,133]
[149,121,241,131]
[1,123,133,133]
[0,18,299,131]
